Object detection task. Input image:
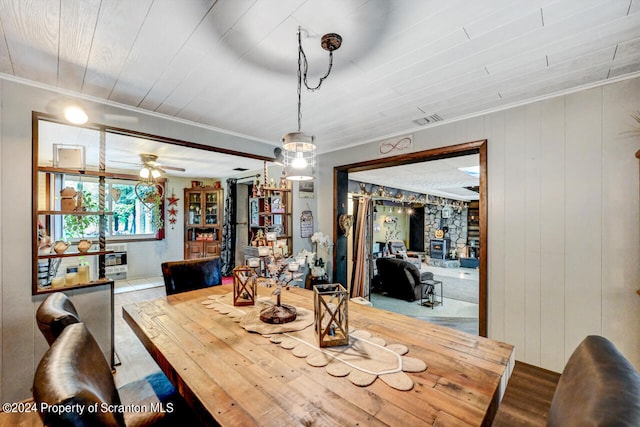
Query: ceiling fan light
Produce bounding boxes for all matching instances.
[139,167,150,178]
[151,168,161,179]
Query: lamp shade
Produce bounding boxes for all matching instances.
[139,167,150,178]
[282,131,316,180]
[285,163,314,181]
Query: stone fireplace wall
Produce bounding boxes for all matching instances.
[425,204,468,257]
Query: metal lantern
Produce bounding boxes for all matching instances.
[314,283,349,347]
[233,266,256,306]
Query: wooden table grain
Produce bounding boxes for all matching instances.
[122,285,514,427]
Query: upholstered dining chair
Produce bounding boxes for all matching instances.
[36,292,81,345]
[161,256,222,295]
[33,322,186,427]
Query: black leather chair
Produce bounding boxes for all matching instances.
[33,322,187,427]
[36,292,81,345]
[547,335,640,426]
[375,257,433,302]
[386,240,422,268]
[161,256,222,295]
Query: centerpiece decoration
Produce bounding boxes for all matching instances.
[232,265,256,306]
[259,257,303,324]
[314,283,349,347]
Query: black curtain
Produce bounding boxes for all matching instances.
[220,178,237,276]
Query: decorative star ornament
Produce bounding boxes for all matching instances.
[168,207,178,217]
[167,193,180,206]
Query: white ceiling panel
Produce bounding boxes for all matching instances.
[350,155,480,201]
[82,0,152,99]
[0,0,638,157]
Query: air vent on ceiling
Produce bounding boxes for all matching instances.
[412,114,443,126]
[233,167,249,171]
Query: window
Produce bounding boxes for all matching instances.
[61,177,163,240]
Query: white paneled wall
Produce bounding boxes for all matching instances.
[319,76,640,373]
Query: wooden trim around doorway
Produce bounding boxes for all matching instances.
[333,140,488,337]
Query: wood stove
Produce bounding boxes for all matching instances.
[430,238,450,260]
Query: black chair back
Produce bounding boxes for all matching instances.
[33,323,126,427]
[161,256,222,295]
[36,292,81,345]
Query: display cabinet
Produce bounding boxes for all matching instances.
[249,185,292,255]
[184,186,223,259]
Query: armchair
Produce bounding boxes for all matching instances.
[375,257,433,302]
[387,240,422,268]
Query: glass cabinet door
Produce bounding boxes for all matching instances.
[205,192,218,225]
[187,192,202,226]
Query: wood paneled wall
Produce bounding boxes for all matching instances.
[319,76,640,373]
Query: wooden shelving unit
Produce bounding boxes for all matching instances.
[34,166,115,294]
[249,185,292,255]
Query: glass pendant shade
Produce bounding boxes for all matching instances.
[139,167,150,178]
[282,131,316,181]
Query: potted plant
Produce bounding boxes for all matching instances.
[63,190,98,244]
[143,191,164,231]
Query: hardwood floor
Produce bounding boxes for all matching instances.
[113,285,166,388]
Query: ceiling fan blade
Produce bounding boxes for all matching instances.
[110,159,142,166]
[159,164,186,172]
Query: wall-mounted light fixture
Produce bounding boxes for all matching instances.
[63,105,88,124]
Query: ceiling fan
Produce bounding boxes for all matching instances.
[137,153,185,179]
[132,154,186,208]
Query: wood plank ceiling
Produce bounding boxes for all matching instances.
[1,0,639,166]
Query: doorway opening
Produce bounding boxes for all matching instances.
[334,140,488,337]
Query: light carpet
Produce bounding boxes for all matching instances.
[433,274,478,304]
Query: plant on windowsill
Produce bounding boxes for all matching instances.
[63,191,98,243]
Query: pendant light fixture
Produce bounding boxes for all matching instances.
[282,28,342,181]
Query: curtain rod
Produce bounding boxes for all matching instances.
[236,173,260,182]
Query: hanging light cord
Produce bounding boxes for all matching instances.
[296,28,336,131]
[299,30,335,92]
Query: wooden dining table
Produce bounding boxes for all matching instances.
[123,284,514,427]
